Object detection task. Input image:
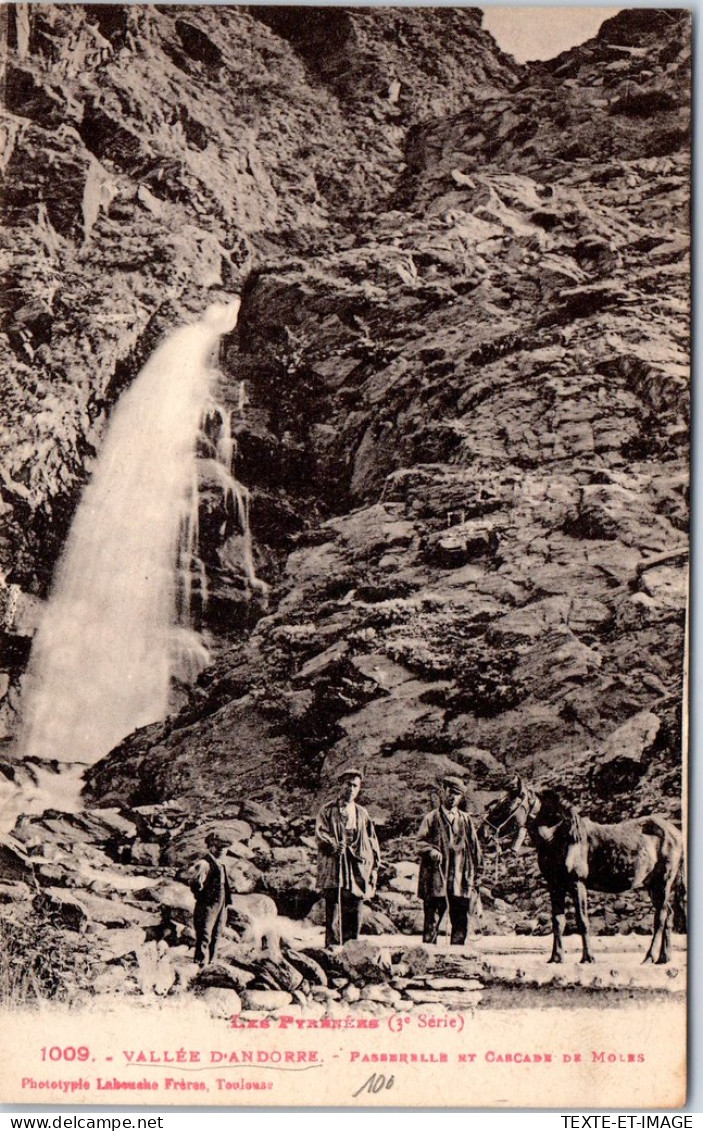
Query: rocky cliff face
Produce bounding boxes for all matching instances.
[1,6,689,877]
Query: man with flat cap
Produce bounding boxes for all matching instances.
[188,831,233,965]
[316,767,381,947]
[417,775,482,946]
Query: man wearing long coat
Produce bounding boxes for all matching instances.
[316,767,381,947]
[417,775,482,945]
[188,831,233,965]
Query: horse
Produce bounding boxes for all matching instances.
[484,776,685,965]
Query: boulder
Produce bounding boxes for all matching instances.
[195,962,254,992]
[283,946,328,987]
[374,897,423,936]
[198,987,243,1017]
[149,880,195,914]
[162,820,253,867]
[293,640,349,682]
[386,860,419,893]
[426,519,499,567]
[0,880,32,904]
[247,832,272,858]
[240,989,293,1011]
[309,986,340,1001]
[44,887,159,928]
[33,890,87,933]
[130,842,161,866]
[36,862,71,886]
[260,847,317,918]
[326,504,416,557]
[640,564,687,610]
[238,800,282,829]
[0,836,34,883]
[351,654,415,690]
[599,711,661,766]
[360,983,402,1004]
[393,946,432,976]
[254,956,305,993]
[360,906,397,935]
[334,939,392,984]
[99,926,147,960]
[270,845,310,864]
[84,808,138,840]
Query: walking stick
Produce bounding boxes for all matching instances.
[337,829,346,946]
[438,814,452,948]
[442,866,451,948]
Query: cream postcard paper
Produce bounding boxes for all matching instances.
[0,3,689,1108]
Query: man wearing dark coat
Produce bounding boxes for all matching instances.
[316,767,381,947]
[417,775,482,945]
[188,831,233,965]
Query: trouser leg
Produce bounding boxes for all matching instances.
[423,898,445,943]
[449,897,470,945]
[326,890,363,945]
[208,907,225,963]
[342,892,363,941]
[195,902,223,965]
[194,906,206,964]
[325,890,341,947]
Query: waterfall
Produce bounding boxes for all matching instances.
[19,298,255,767]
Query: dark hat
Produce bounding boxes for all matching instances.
[338,766,364,781]
[441,775,465,793]
[205,830,231,848]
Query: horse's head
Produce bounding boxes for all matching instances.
[535,788,570,827]
[483,775,537,854]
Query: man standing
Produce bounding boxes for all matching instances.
[316,767,381,947]
[417,776,482,946]
[188,831,233,966]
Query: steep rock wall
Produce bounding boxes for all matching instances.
[0,3,518,735]
[0,9,689,846]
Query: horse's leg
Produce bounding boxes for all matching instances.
[643,907,661,963]
[572,880,595,963]
[548,886,566,963]
[656,868,678,965]
[658,904,672,965]
[644,879,664,964]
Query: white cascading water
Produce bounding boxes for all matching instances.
[19,297,257,771]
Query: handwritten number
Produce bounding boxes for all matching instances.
[352,1073,395,1098]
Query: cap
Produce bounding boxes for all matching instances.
[338,766,364,781]
[441,775,465,793]
[205,831,231,848]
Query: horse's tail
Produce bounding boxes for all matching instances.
[641,816,686,932]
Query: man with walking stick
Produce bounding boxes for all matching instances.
[315,767,381,948]
[188,830,233,966]
[417,775,482,945]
